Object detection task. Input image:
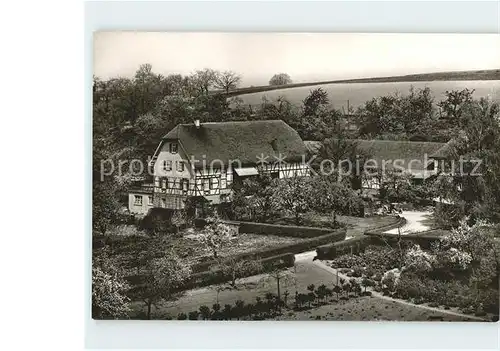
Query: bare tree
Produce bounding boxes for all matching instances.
[215,70,242,94]
[190,68,218,95]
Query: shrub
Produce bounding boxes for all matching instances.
[177,312,187,320]
[139,208,177,235]
[352,266,364,277]
[199,305,211,320]
[188,311,200,320]
[329,254,365,268]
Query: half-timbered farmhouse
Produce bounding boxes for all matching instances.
[128,120,311,214]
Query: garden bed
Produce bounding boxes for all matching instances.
[272,296,475,321]
[96,229,303,275]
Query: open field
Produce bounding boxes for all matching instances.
[238,80,500,110]
[226,69,500,97]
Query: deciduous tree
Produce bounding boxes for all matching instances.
[92,253,131,319]
[215,70,242,94]
[269,73,292,86]
[272,176,312,225]
[139,249,191,319]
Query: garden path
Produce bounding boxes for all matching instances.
[383,210,435,235]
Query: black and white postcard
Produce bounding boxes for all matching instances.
[92,32,500,322]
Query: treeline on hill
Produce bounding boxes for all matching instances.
[93,64,500,231]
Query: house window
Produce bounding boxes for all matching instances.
[210,177,219,189]
[182,179,189,191]
[154,177,160,188]
[220,178,227,189]
[162,179,168,189]
[163,160,172,171]
[170,143,178,154]
[148,196,153,205]
[203,178,210,191]
[177,161,184,172]
[161,198,166,208]
[134,195,143,206]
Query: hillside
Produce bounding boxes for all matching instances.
[226,69,500,97]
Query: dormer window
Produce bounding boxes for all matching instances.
[170,142,178,154]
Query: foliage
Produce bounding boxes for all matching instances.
[433,97,500,226]
[299,88,344,140]
[355,86,438,140]
[308,176,364,217]
[137,248,191,319]
[269,73,292,86]
[92,179,124,235]
[92,253,131,319]
[439,218,497,266]
[232,173,277,222]
[404,245,436,273]
[216,256,263,287]
[171,210,188,232]
[329,245,404,275]
[272,176,313,225]
[197,215,236,259]
[378,171,418,204]
[437,88,475,122]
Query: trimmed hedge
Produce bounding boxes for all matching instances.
[316,236,372,260]
[191,228,346,273]
[364,229,445,249]
[238,221,332,238]
[182,252,296,289]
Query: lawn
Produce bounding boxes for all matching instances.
[271,212,399,238]
[337,215,399,238]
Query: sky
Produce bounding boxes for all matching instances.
[94,32,500,86]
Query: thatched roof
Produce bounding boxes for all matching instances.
[305,139,446,172]
[163,120,307,168]
[429,139,459,159]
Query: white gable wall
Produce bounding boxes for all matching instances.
[154,140,192,179]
